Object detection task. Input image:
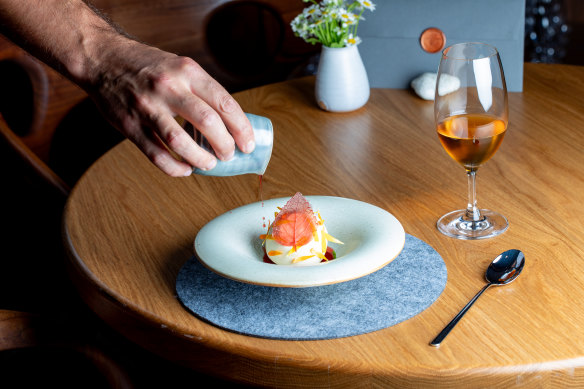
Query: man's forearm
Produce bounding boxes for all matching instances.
[0,0,126,88]
[0,0,255,177]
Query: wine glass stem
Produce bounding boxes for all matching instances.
[465,169,482,222]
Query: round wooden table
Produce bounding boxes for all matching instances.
[63,63,584,388]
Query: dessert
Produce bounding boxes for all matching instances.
[260,192,343,265]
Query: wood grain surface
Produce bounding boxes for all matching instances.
[63,63,584,388]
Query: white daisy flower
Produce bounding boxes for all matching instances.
[290,0,375,47]
[339,12,357,28]
[357,0,376,11]
[344,34,362,46]
[303,4,321,19]
[327,6,342,20]
[291,16,310,37]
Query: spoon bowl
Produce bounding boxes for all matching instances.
[486,249,525,285]
[430,249,525,347]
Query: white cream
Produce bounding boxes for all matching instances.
[266,223,328,266]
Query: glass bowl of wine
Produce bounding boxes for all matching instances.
[435,42,509,240]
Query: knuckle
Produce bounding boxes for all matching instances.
[177,56,198,71]
[132,96,160,125]
[151,72,174,91]
[164,129,187,150]
[134,93,152,111]
[120,117,139,136]
[150,152,170,169]
[198,109,219,128]
[218,93,237,113]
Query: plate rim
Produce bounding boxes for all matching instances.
[194,196,405,288]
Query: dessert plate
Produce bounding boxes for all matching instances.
[194,196,405,287]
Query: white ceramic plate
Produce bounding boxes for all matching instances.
[194,196,405,287]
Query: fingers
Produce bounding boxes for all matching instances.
[130,128,193,177]
[170,93,236,162]
[183,60,255,154]
[96,51,255,177]
[214,92,255,154]
[128,118,217,177]
[149,57,253,167]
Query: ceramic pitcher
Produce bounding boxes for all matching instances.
[191,113,273,176]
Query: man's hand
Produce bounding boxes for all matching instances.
[0,0,254,177]
[89,42,255,177]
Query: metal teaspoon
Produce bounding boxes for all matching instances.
[430,249,525,347]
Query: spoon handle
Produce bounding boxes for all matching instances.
[430,283,492,347]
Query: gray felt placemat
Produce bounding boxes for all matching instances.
[176,234,446,340]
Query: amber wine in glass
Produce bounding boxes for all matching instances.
[435,43,509,239]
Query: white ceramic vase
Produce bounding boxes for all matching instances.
[315,45,370,112]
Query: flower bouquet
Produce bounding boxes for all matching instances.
[291,0,376,112]
[291,0,376,48]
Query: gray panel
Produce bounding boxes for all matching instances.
[358,0,525,92]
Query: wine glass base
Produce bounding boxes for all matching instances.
[437,209,508,240]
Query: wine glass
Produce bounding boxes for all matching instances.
[435,42,509,240]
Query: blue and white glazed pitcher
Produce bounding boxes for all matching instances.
[190,113,273,176]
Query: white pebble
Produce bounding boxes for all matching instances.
[411,72,461,101]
